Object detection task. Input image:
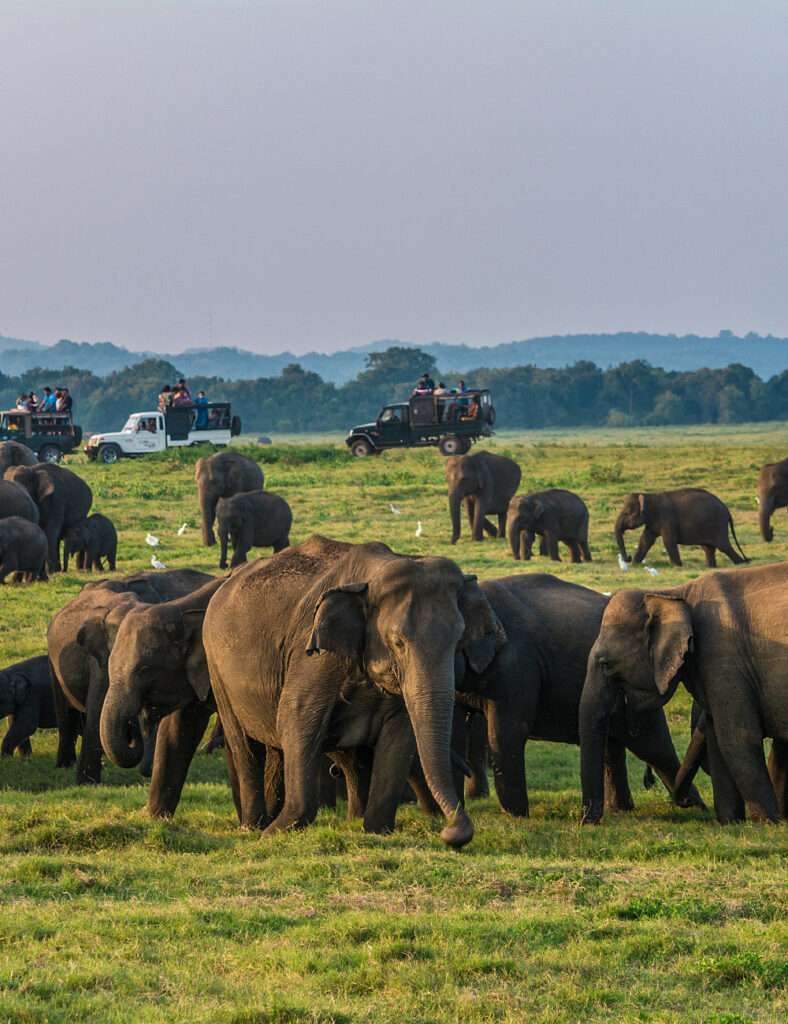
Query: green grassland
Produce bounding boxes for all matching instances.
[1,425,787,1023]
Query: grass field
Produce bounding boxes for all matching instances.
[1,424,787,1023]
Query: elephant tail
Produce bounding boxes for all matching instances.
[728,513,749,562]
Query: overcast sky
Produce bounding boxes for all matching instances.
[2,1,787,354]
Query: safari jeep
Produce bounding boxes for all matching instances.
[85,404,241,464]
[346,389,496,457]
[0,409,83,463]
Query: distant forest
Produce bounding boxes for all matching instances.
[1,346,785,434]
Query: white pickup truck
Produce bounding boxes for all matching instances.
[85,403,241,464]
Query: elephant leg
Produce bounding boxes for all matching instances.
[318,756,337,810]
[147,701,215,819]
[713,717,780,822]
[223,742,242,822]
[76,666,108,784]
[45,522,62,573]
[1,717,35,758]
[272,536,289,553]
[702,545,717,568]
[568,540,583,564]
[465,497,476,535]
[219,531,229,570]
[603,736,634,812]
[203,717,225,754]
[622,709,705,810]
[330,749,371,819]
[263,746,285,821]
[717,538,745,565]
[673,725,707,805]
[363,709,417,834]
[522,530,534,560]
[580,540,593,562]
[660,528,682,566]
[538,535,548,557]
[76,551,85,570]
[465,710,490,799]
[408,755,441,816]
[767,739,788,819]
[52,677,80,768]
[487,704,529,817]
[632,528,658,565]
[544,532,561,562]
[705,722,746,823]
[497,512,507,540]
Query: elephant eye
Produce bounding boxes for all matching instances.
[390,635,405,650]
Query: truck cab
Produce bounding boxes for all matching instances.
[85,404,241,464]
[346,389,495,457]
[0,410,83,462]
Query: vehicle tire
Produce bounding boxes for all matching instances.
[38,444,62,464]
[231,415,242,437]
[439,435,466,456]
[351,439,374,458]
[487,406,496,426]
[98,444,121,465]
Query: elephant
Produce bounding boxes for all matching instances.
[579,563,788,824]
[4,462,93,572]
[757,457,788,542]
[446,451,521,543]
[200,535,503,847]
[0,655,57,756]
[63,513,118,572]
[506,489,592,563]
[0,517,48,582]
[614,488,748,568]
[100,576,227,818]
[217,490,292,568]
[195,450,264,547]
[454,573,702,817]
[0,479,40,524]
[47,568,213,783]
[0,440,36,477]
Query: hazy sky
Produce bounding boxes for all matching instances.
[2,1,787,354]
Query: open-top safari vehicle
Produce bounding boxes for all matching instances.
[85,404,241,464]
[346,389,496,457]
[0,409,83,463]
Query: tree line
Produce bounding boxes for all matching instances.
[1,346,784,434]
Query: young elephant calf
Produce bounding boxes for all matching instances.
[506,489,592,562]
[0,516,48,582]
[63,513,118,572]
[216,490,292,569]
[0,655,57,756]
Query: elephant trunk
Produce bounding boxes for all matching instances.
[402,656,473,848]
[758,489,774,542]
[508,518,520,559]
[200,489,217,547]
[99,683,145,768]
[62,542,71,573]
[673,724,706,804]
[578,651,617,824]
[449,488,465,545]
[614,515,629,562]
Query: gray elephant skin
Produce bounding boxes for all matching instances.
[446,451,521,543]
[47,569,213,783]
[0,479,40,524]
[614,487,747,567]
[0,655,57,756]
[4,463,93,572]
[0,517,48,582]
[0,440,37,477]
[757,457,788,542]
[63,513,118,572]
[195,450,264,547]
[217,490,292,569]
[506,489,592,563]
[100,576,226,818]
[580,563,788,824]
[201,535,503,847]
[455,574,701,817]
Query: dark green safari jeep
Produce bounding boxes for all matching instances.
[346,389,496,457]
[0,409,83,463]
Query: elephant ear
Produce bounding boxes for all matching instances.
[531,498,545,520]
[10,672,31,708]
[306,583,368,662]
[34,471,56,503]
[644,594,693,695]
[181,609,212,702]
[76,616,109,661]
[638,493,649,516]
[458,576,506,675]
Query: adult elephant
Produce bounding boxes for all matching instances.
[455,574,702,817]
[201,535,503,847]
[47,569,213,783]
[0,656,57,756]
[0,517,48,582]
[614,488,747,568]
[0,440,36,477]
[100,577,226,818]
[4,463,93,572]
[579,563,788,824]
[506,489,592,563]
[217,490,292,569]
[446,451,521,544]
[195,450,264,547]
[757,457,788,542]
[0,480,39,524]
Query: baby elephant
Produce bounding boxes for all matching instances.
[0,517,48,583]
[63,513,118,572]
[615,488,748,567]
[216,490,292,568]
[507,489,592,562]
[0,655,57,756]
